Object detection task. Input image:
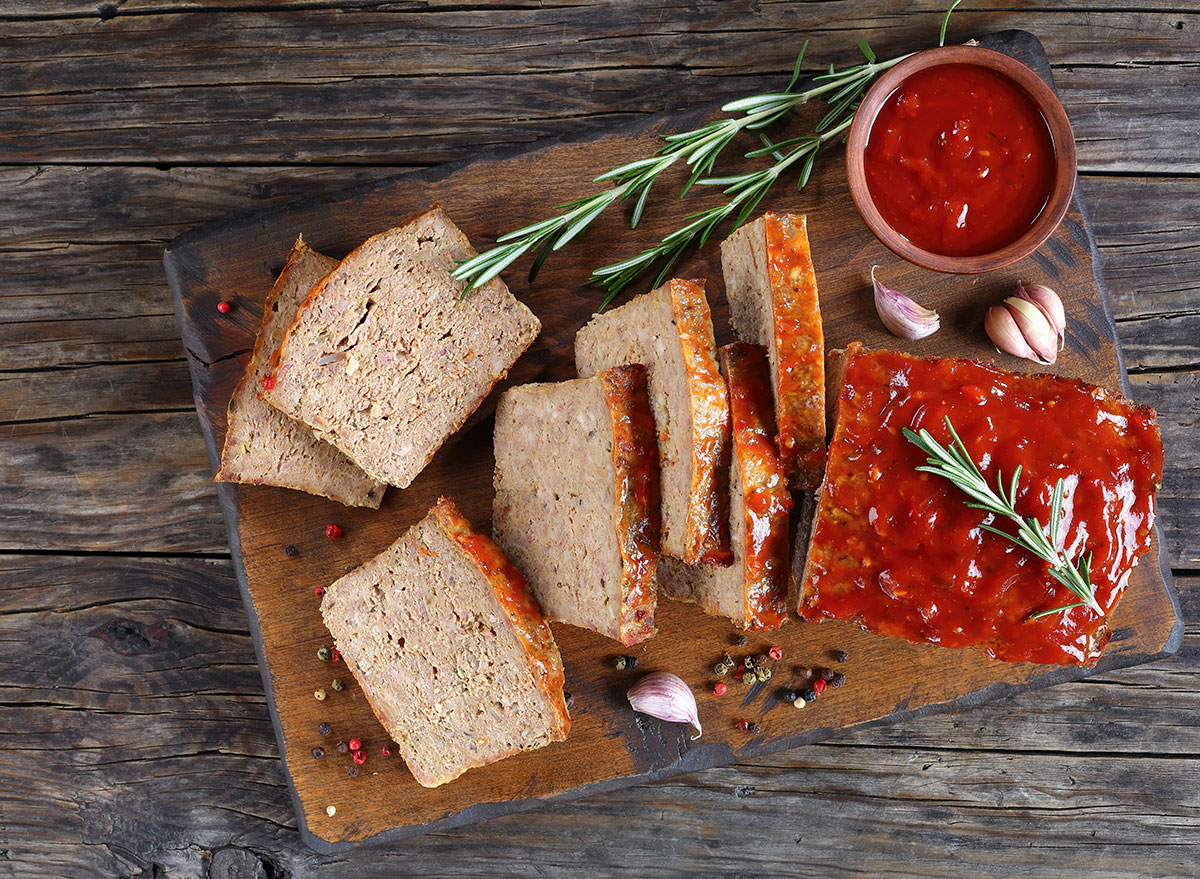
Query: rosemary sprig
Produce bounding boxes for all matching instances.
[903,416,1102,620]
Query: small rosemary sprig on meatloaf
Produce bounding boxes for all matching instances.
[903,415,1102,620]
[452,2,964,302]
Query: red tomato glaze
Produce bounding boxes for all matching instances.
[800,348,1163,666]
[864,63,1057,257]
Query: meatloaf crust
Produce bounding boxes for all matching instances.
[262,206,541,488]
[659,342,792,630]
[721,212,825,490]
[575,279,731,566]
[320,497,569,788]
[214,237,385,508]
[492,365,660,645]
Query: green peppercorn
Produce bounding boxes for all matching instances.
[331,678,344,692]
[714,661,730,676]
[613,656,627,670]
[756,666,772,683]
[744,655,756,670]
[317,646,331,662]
[314,689,327,702]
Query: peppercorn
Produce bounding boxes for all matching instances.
[744,655,756,670]
[820,668,835,682]
[780,688,798,703]
[313,689,327,701]
[625,656,639,670]
[348,738,362,752]
[736,664,746,677]
[833,649,849,663]
[216,300,231,314]
[813,678,827,696]
[285,544,298,558]
[736,718,750,732]
[326,524,342,540]
[314,586,326,598]
[311,747,325,759]
[326,805,336,817]
[736,635,748,647]
[713,681,727,696]
[381,745,393,757]
[793,696,807,710]
[755,666,772,683]
[352,749,367,765]
[318,722,331,736]
[801,688,817,703]
[317,646,331,662]
[748,722,762,735]
[613,655,627,670]
[714,661,730,676]
[331,678,344,692]
[768,645,783,661]
[830,672,846,688]
[347,765,359,778]
[330,648,340,662]
[754,654,769,667]
[336,741,349,754]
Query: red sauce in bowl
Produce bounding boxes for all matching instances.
[863,62,1057,257]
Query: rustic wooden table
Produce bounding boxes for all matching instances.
[1,2,1196,877]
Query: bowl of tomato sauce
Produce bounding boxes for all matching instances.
[845,45,1076,273]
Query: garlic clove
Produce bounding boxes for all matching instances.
[626,671,702,740]
[1016,281,1065,351]
[1003,297,1058,364]
[871,266,940,340]
[985,303,1042,363]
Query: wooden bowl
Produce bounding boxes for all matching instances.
[845,45,1077,274]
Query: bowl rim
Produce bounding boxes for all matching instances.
[845,44,1078,274]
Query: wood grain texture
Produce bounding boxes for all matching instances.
[1,1,1197,876]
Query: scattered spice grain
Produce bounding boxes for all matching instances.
[312,747,325,759]
[830,672,846,688]
[217,300,231,314]
[713,682,728,696]
[318,722,331,736]
[331,678,345,692]
[813,678,827,696]
[768,646,783,661]
[833,649,849,663]
[313,689,327,702]
[316,647,331,662]
[285,545,298,558]
[325,524,342,540]
[801,688,817,703]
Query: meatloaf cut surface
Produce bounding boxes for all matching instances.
[721,212,825,490]
[214,238,385,508]
[659,342,792,630]
[575,279,731,566]
[493,365,661,646]
[799,344,1164,666]
[320,497,570,788]
[262,206,541,488]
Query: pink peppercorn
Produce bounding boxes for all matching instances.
[736,718,750,733]
[348,738,362,751]
[331,647,340,662]
[326,524,342,540]
[813,678,827,696]
[381,745,393,757]
[314,586,326,598]
[216,300,231,314]
[352,749,366,765]
[713,682,727,696]
[768,646,783,661]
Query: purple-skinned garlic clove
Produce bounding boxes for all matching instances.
[871,266,941,340]
[626,672,702,740]
[1015,281,1066,351]
[1003,296,1058,364]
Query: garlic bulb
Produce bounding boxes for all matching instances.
[626,672,702,740]
[871,266,941,340]
[984,283,1066,365]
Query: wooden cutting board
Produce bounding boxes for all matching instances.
[165,30,1182,854]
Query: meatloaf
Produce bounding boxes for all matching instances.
[799,344,1164,666]
[575,279,731,566]
[214,238,385,508]
[721,212,826,490]
[659,342,792,630]
[262,206,541,488]
[320,497,570,788]
[493,365,661,646]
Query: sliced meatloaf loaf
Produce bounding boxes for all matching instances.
[262,206,541,488]
[721,212,826,490]
[493,365,661,646]
[575,279,731,566]
[320,497,571,788]
[659,342,792,630]
[799,344,1164,666]
[214,237,385,508]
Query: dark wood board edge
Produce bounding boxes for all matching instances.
[162,28,1184,854]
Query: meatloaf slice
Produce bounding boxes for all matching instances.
[721,212,826,490]
[493,365,661,646]
[659,342,792,631]
[214,238,385,508]
[262,206,541,488]
[320,497,570,788]
[575,279,731,566]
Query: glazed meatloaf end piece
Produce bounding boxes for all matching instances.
[493,365,660,646]
[262,206,541,488]
[799,345,1165,666]
[721,212,826,490]
[575,279,731,566]
[214,238,385,508]
[320,497,570,788]
[659,342,792,630]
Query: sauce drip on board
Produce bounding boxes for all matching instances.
[863,63,1057,257]
[801,347,1163,666]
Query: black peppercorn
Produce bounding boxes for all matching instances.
[748,722,762,735]
[801,688,817,703]
[736,635,748,647]
[625,656,638,670]
[347,765,359,778]
[318,722,331,736]
[336,740,349,754]
[833,649,849,663]
[820,668,835,682]
[780,688,798,703]
[311,747,325,759]
[830,672,846,688]
[285,544,298,558]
